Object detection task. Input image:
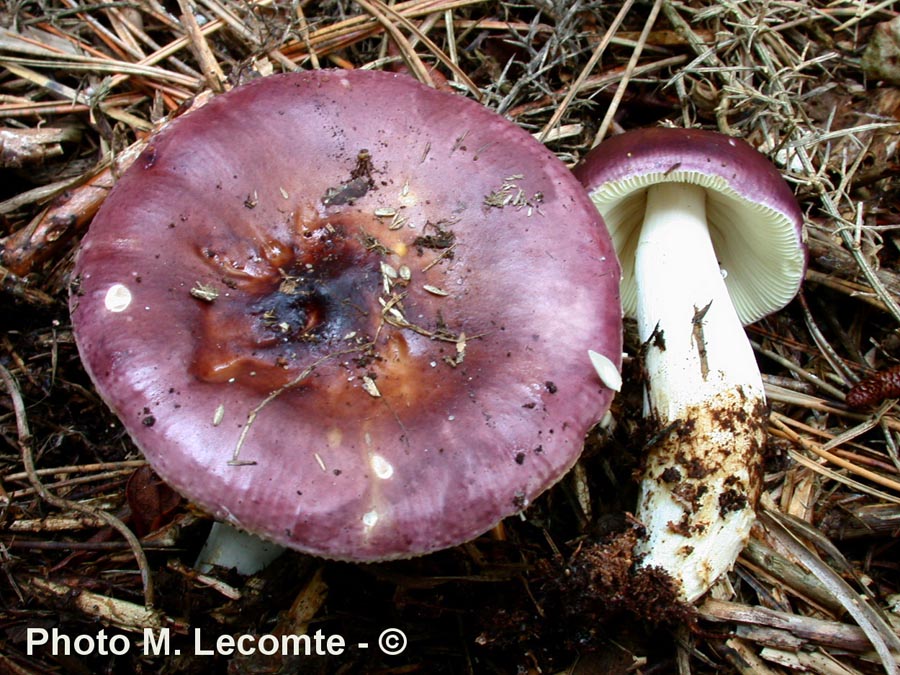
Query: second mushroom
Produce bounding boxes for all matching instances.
[576,128,806,602]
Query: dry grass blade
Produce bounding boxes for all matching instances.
[592,0,663,144]
[770,413,900,494]
[700,597,891,654]
[787,448,900,505]
[0,50,199,88]
[1,61,154,129]
[355,0,434,86]
[176,0,226,92]
[741,538,844,614]
[759,509,900,675]
[539,0,635,142]
[26,577,163,632]
[363,0,480,98]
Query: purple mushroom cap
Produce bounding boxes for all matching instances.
[574,127,806,325]
[69,69,622,561]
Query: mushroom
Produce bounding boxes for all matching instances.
[69,69,622,565]
[574,127,805,601]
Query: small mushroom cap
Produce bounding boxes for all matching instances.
[70,70,622,561]
[574,127,806,325]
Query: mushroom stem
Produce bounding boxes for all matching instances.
[195,522,285,576]
[632,183,766,602]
